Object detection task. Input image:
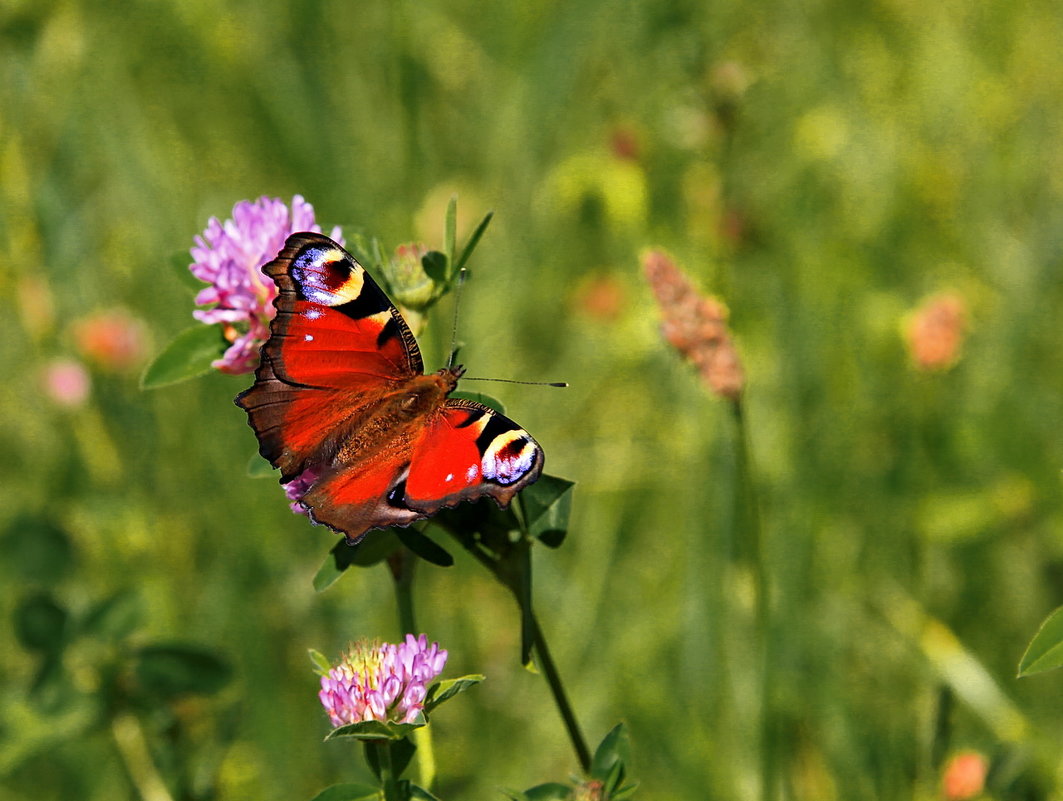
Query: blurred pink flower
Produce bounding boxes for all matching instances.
[42,359,91,408]
[942,750,988,800]
[190,195,343,374]
[905,291,967,371]
[73,308,149,372]
[318,635,448,727]
[643,249,744,399]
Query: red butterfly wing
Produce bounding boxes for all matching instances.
[298,436,425,537]
[236,233,421,481]
[402,399,544,512]
[300,399,543,543]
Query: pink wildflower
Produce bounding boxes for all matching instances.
[283,467,319,517]
[42,359,91,408]
[318,635,448,727]
[190,196,343,374]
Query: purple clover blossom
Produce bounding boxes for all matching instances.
[319,635,449,728]
[283,467,319,517]
[190,195,343,374]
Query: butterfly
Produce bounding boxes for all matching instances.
[236,232,544,545]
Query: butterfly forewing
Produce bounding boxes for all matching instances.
[236,232,545,544]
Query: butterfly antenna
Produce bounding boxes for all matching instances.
[446,268,468,371]
[462,376,569,388]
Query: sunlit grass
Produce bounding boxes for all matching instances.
[5,1,1063,799]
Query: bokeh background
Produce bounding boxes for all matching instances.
[5,0,1063,799]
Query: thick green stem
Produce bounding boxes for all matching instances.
[388,548,436,790]
[732,397,774,801]
[390,549,418,636]
[460,542,592,773]
[372,740,402,801]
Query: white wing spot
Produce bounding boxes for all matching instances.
[304,334,314,342]
[444,473,454,483]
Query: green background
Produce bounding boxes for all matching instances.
[5,0,1063,799]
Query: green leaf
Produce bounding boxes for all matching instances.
[170,250,206,293]
[589,723,630,789]
[14,593,68,653]
[444,195,457,271]
[308,648,333,677]
[308,783,381,801]
[449,391,505,414]
[421,251,448,285]
[406,783,443,801]
[423,674,484,714]
[246,451,274,478]
[1019,605,1063,676]
[610,782,640,800]
[521,474,576,529]
[529,484,572,548]
[0,514,74,585]
[313,531,401,592]
[396,528,454,567]
[325,719,423,741]
[521,784,573,801]
[81,589,143,642]
[134,644,232,699]
[140,325,227,389]
[350,530,402,566]
[454,211,494,273]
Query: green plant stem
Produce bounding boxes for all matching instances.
[372,740,402,801]
[732,397,774,801]
[111,712,175,801]
[390,549,418,635]
[388,548,436,790]
[531,613,592,773]
[460,541,592,773]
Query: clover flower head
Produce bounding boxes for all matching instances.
[318,635,448,727]
[643,249,744,399]
[190,195,343,374]
[282,467,319,518]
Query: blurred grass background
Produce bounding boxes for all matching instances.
[5,0,1063,798]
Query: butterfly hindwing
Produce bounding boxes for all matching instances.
[300,399,543,542]
[403,399,544,512]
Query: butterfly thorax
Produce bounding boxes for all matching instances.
[330,368,463,468]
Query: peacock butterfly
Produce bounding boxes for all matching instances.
[236,232,544,544]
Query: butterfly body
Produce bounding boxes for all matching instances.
[236,233,543,544]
